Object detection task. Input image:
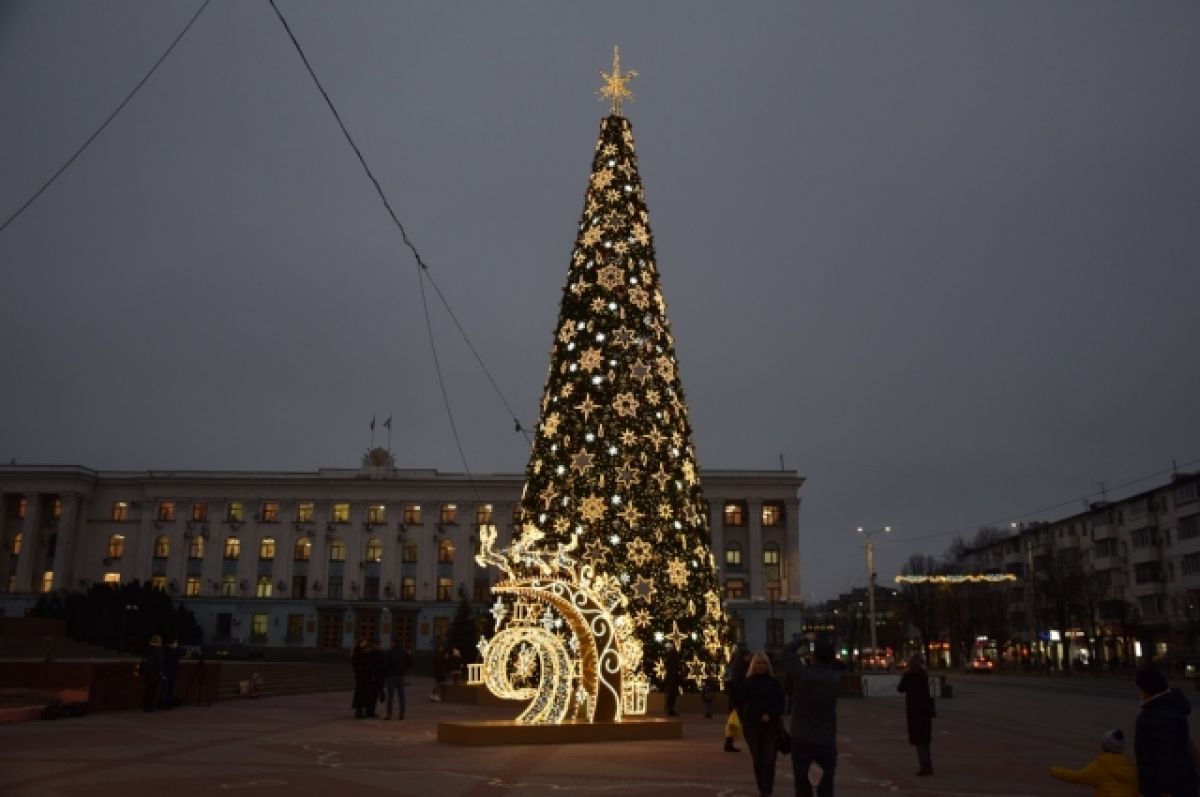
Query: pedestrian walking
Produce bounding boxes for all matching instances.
[734,651,786,797]
[664,647,682,717]
[384,643,411,720]
[1049,729,1137,797]
[138,635,165,712]
[724,647,751,752]
[430,644,447,702]
[367,640,386,717]
[159,639,181,709]
[897,654,936,776]
[788,637,839,797]
[1133,666,1197,797]
[350,638,372,719]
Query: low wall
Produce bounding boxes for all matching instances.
[0,660,221,711]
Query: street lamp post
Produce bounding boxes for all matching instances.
[857,526,891,659]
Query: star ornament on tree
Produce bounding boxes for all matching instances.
[598,45,637,115]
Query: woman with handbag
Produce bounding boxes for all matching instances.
[735,651,787,797]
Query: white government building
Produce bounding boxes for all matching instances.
[0,452,804,654]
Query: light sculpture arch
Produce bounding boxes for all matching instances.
[473,524,648,724]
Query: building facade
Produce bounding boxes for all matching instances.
[0,454,805,654]
[958,471,1200,667]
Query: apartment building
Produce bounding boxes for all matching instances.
[959,471,1200,666]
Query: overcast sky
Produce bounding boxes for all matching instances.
[2,1,1198,601]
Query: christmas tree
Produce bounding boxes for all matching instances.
[513,48,729,692]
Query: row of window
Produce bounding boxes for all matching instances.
[96,572,461,602]
[723,541,781,567]
[103,534,458,564]
[724,578,783,601]
[721,501,785,528]
[109,500,485,526]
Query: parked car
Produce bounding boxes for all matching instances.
[967,656,995,673]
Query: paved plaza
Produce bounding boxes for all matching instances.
[1,673,1194,796]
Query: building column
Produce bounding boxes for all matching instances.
[50,494,82,591]
[747,499,764,599]
[784,498,801,600]
[708,498,724,578]
[13,494,41,593]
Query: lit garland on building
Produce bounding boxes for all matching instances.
[894,573,1018,584]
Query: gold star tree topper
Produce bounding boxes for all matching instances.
[598,46,637,115]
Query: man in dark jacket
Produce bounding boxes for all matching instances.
[789,637,839,797]
[139,635,165,712]
[1134,666,1197,797]
[384,643,411,720]
[897,654,935,775]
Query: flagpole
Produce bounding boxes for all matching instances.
[385,414,392,451]
[370,414,376,449]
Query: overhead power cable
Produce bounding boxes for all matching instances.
[882,456,1200,547]
[0,0,213,235]
[268,0,532,492]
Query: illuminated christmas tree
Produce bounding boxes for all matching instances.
[513,48,729,692]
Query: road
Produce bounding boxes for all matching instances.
[1,672,1194,796]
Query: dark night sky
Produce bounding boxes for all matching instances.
[2,1,1198,600]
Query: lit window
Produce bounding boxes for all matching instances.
[103,572,120,584]
[185,576,201,596]
[332,503,350,524]
[224,538,241,560]
[402,540,418,563]
[16,497,27,519]
[294,539,311,561]
[51,498,62,521]
[191,502,209,522]
[725,578,745,599]
[41,571,54,593]
[112,502,129,521]
[440,503,458,524]
[158,501,176,522]
[763,545,780,566]
[724,543,742,567]
[221,575,236,596]
[403,504,422,525]
[366,538,383,562]
[251,613,268,638]
[762,502,783,527]
[438,539,455,563]
[476,504,494,525]
[107,534,125,559]
[401,577,416,600]
[260,501,280,523]
[256,577,273,598]
[329,539,346,562]
[227,501,245,523]
[188,535,204,559]
[723,502,745,527]
[150,575,167,591]
[10,533,22,556]
[437,577,454,600]
[368,504,386,525]
[153,535,170,559]
[296,501,315,523]
[259,537,276,560]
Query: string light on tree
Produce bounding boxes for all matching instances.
[507,46,731,698]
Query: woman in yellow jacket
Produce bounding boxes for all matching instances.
[1049,729,1137,797]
